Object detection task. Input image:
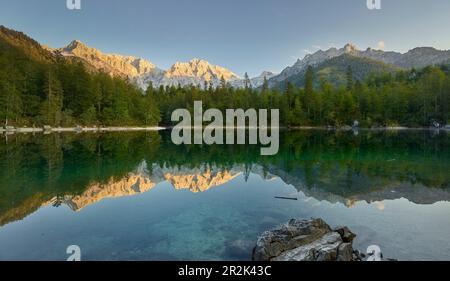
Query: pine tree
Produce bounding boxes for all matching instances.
[346,65,354,91]
[292,96,304,126]
[244,72,252,90]
[41,69,63,126]
[220,75,227,89]
[305,66,314,95]
[262,76,269,93]
[304,66,314,119]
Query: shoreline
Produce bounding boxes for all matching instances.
[288,126,450,131]
[0,126,166,133]
[1,126,449,134]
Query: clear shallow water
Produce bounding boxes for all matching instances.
[0,130,449,261]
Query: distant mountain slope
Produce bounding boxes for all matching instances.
[0,25,163,127]
[135,58,241,89]
[49,40,159,79]
[0,26,249,91]
[271,54,400,89]
[269,43,450,89]
[394,47,450,68]
[230,71,276,88]
[49,40,243,90]
[268,44,358,87]
[0,25,54,62]
[3,24,450,91]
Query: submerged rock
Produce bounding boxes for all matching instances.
[252,218,357,261]
[224,239,255,260]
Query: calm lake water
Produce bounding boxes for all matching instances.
[0,129,449,261]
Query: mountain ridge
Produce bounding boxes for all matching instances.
[271,54,401,89]
[52,39,246,89]
[135,58,241,89]
[49,40,159,78]
[268,43,450,88]
[0,25,55,62]
[2,25,450,91]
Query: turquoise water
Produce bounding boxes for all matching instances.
[0,130,449,261]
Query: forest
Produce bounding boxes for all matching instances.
[1,32,450,128]
[0,32,161,127]
[152,65,450,128]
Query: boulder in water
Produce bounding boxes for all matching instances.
[252,218,357,261]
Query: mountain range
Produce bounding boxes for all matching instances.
[46,40,274,89]
[267,43,450,89]
[51,40,157,78]
[49,39,450,91]
[2,25,450,91]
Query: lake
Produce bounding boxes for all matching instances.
[0,129,449,261]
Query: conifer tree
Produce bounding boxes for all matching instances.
[41,69,63,126]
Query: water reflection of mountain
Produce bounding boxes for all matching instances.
[63,162,256,211]
[267,165,450,207]
[63,162,450,212]
[1,130,449,226]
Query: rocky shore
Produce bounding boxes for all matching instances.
[2,125,448,134]
[252,218,393,261]
[0,126,166,133]
[291,125,450,131]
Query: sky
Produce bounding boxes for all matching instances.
[1,0,450,77]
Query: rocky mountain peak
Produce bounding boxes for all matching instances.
[26,33,450,91]
[343,43,358,53]
[166,59,239,81]
[259,71,275,78]
[57,40,157,78]
[189,58,209,65]
[64,39,85,51]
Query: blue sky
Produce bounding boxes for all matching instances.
[1,0,450,76]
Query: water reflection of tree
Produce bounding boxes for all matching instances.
[0,132,162,225]
[40,133,63,194]
[1,130,449,226]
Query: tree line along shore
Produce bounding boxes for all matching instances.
[2,25,450,130]
[0,126,165,133]
[2,125,449,134]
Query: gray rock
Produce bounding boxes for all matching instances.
[252,218,332,261]
[252,218,356,261]
[334,226,356,243]
[337,243,353,261]
[352,250,366,261]
[273,232,342,261]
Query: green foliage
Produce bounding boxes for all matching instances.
[0,27,161,127]
[273,54,401,90]
[1,130,449,225]
[154,64,450,128]
[346,65,353,91]
[40,69,63,126]
[1,25,449,128]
